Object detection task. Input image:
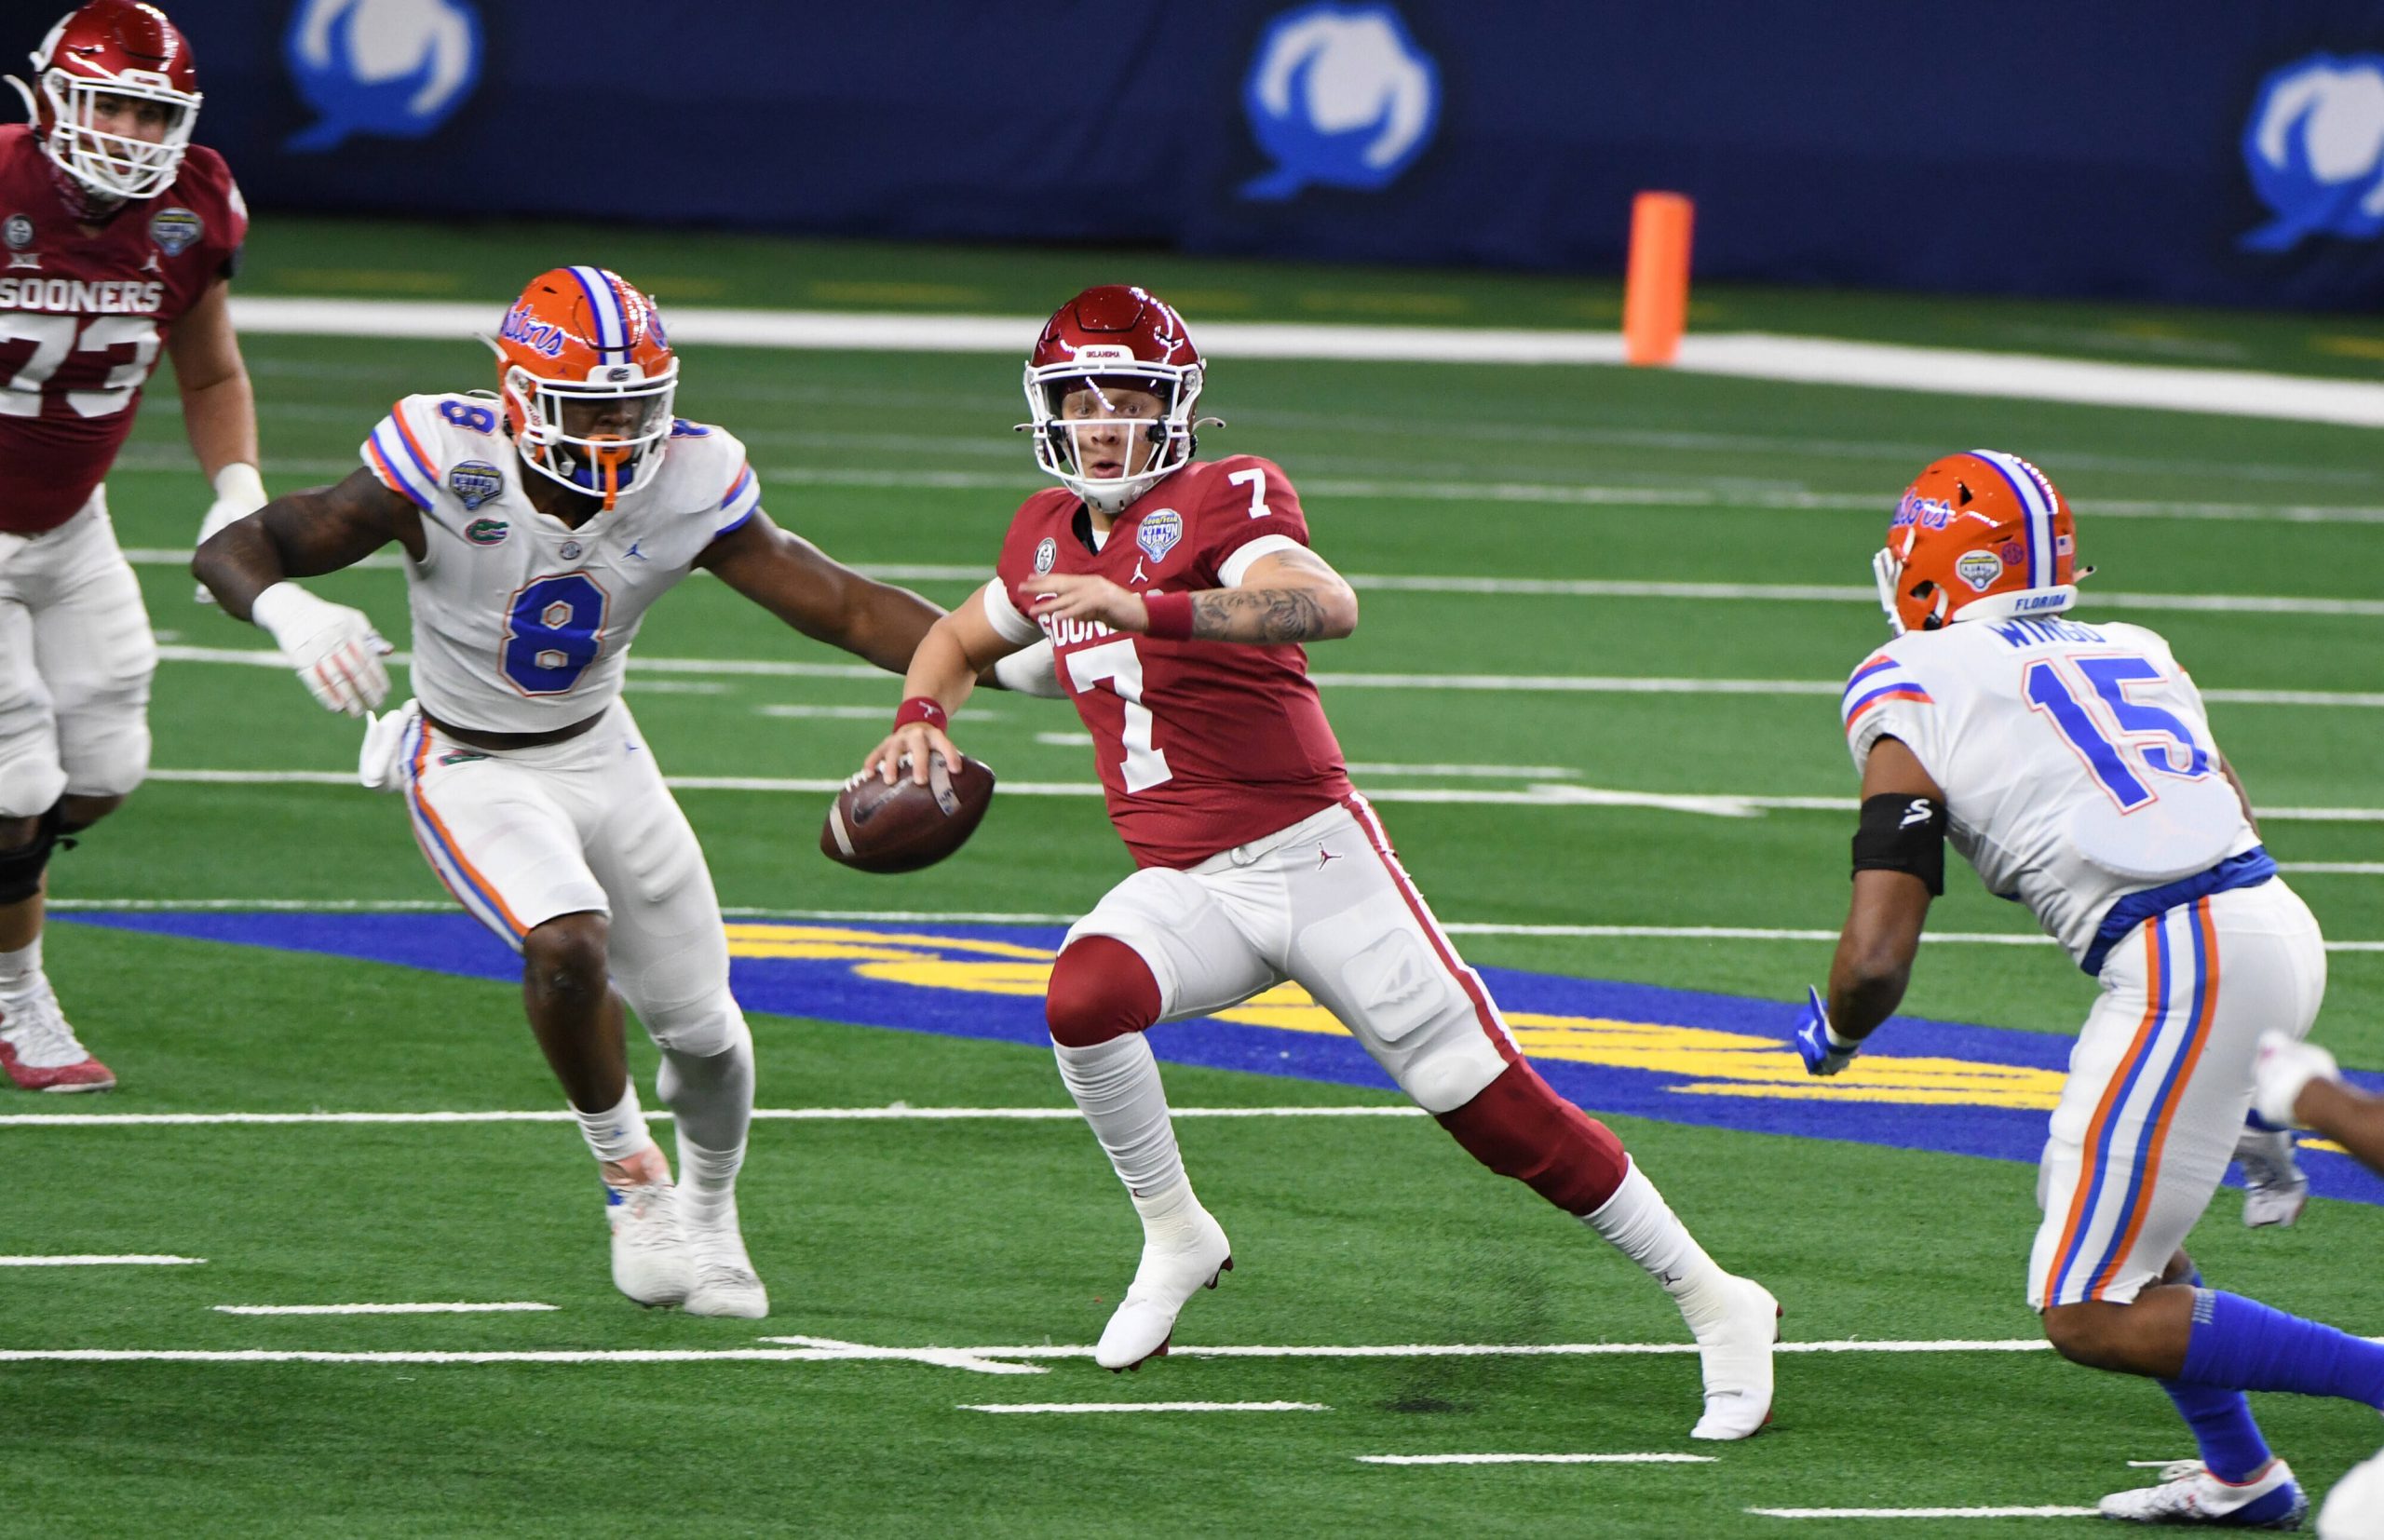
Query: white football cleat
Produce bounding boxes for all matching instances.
[1688,1275,1781,1440]
[1094,1204,1232,1371]
[2099,1458,2307,1528]
[605,1180,691,1307]
[682,1220,768,1319]
[2319,1446,2384,1539]
[0,982,115,1093]
[2235,1128,2310,1230]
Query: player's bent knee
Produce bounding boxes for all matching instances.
[1436,1061,1629,1215]
[0,805,67,905]
[646,988,747,1060]
[2040,1302,2130,1370]
[1046,934,1162,1048]
[523,913,609,997]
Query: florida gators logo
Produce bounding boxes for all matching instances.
[450,461,503,510]
[465,517,508,546]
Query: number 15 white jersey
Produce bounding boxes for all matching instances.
[1842,615,2259,969]
[359,394,761,734]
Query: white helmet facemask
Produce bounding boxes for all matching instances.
[9,26,198,205]
[502,358,678,509]
[1021,350,1202,515]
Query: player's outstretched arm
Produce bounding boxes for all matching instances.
[1798,736,1945,1073]
[1028,547,1359,645]
[194,468,418,717]
[171,278,268,601]
[697,510,946,676]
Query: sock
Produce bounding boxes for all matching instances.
[573,1077,656,1171]
[1583,1158,1735,1328]
[658,1027,755,1233]
[2160,1379,2273,1484]
[0,937,41,995]
[1053,1033,1185,1202]
[2180,1289,2384,1410]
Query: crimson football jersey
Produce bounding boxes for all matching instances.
[0,125,246,534]
[987,454,1354,869]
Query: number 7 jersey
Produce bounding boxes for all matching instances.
[1843,614,2260,969]
[985,455,1353,869]
[360,394,761,733]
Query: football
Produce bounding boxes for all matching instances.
[820,753,997,873]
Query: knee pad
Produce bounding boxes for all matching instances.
[1046,935,1161,1048]
[1436,1062,1629,1216]
[644,984,747,1060]
[0,804,66,905]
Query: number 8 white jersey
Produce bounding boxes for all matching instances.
[1843,615,2259,969]
[360,394,762,733]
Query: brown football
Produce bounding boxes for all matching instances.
[820,753,997,874]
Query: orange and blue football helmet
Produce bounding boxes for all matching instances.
[492,266,677,509]
[1874,451,2083,635]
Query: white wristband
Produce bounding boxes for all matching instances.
[212,462,267,512]
[250,581,331,648]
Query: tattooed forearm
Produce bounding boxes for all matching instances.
[1189,586,1330,642]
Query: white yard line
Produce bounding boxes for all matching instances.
[763,1338,2062,1361]
[0,1254,203,1266]
[223,298,2384,427]
[1360,1453,1714,1466]
[962,1401,1329,1414]
[145,643,2384,709]
[0,1105,1429,1128]
[123,767,2384,827]
[1748,1507,2101,1520]
[211,1303,555,1316]
[2279,862,2384,875]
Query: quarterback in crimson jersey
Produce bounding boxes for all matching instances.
[865,286,1781,1439]
[0,2,275,1092]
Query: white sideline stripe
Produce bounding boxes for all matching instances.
[1361,1452,1714,1466]
[0,1105,1429,1128]
[0,1348,1017,1366]
[224,298,2384,427]
[135,557,2384,621]
[962,1401,1329,1414]
[761,1338,2060,1360]
[124,767,2384,828]
[1749,1507,2101,1520]
[2280,862,2384,874]
[211,1302,555,1316]
[148,644,2384,709]
[0,1254,203,1266]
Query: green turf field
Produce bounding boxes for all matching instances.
[7,222,2384,1536]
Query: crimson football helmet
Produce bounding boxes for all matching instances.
[1873,450,2084,635]
[490,266,679,508]
[1022,285,1208,514]
[10,1,200,204]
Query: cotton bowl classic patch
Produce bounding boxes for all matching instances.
[58,911,2384,1209]
[451,462,504,512]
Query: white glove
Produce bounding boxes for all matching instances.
[194,463,267,603]
[992,638,1065,697]
[358,699,420,792]
[251,581,393,717]
[2253,1030,2340,1130]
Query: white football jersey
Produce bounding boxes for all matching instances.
[360,394,761,733]
[1843,614,2258,967]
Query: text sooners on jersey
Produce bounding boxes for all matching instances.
[0,125,246,534]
